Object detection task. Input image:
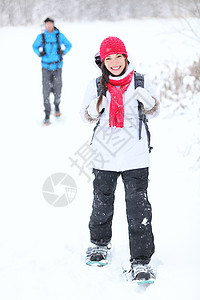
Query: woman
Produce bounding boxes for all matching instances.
[80,36,159,281]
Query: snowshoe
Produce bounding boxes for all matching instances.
[54,105,61,117]
[54,111,61,117]
[43,118,51,126]
[131,261,156,285]
[85,244,111,267]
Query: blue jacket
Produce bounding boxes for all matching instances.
[32,29,72,70]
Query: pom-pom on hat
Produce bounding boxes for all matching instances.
[100,36,128,62]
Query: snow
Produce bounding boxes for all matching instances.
[0,18,200,299]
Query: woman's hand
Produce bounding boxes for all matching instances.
[88,96,108,118]
[136,87,155,111]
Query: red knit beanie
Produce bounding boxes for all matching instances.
[100,36,128,62]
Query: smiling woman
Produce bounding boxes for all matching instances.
[104,54,126,76]
[81,36,160,282]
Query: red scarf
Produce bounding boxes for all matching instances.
[107,70,134,128]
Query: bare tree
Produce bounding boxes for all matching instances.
[174,0,200,42]
[0,0,199,26]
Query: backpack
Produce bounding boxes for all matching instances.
[41,27,63,65]
[91,72,153,153]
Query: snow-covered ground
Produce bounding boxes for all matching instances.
[0,19,200,299]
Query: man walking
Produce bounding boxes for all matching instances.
[33,17,72,125]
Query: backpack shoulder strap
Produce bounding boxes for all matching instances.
[134,71,153,152]
[134,71,144,88]
[42,30,61,51]
[56,32,60,50]
[42,33,45,47]
[42,29,60,49]
[90,76,105,145]
[96,76,102,97]
[134,71,144,141]
[96,76,108,97]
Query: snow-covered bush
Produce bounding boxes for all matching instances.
[153,58,200,116]
[153,58,200,168]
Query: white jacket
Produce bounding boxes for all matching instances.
[80,62,160,172]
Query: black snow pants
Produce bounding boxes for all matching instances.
[89,168,155,264]
[42,68,62,116]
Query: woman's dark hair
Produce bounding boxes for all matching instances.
[96,55,128,113]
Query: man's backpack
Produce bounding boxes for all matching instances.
[91,72,153,153]
[41,27,63,65]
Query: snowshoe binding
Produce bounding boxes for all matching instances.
[131,260,156,285]
[85,244,111,267]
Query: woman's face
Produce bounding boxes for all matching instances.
[104,54,126,76]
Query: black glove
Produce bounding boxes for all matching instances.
[39,50,46,57]
[57,49,64,56]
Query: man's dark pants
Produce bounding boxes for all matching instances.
[42,68,62,117]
